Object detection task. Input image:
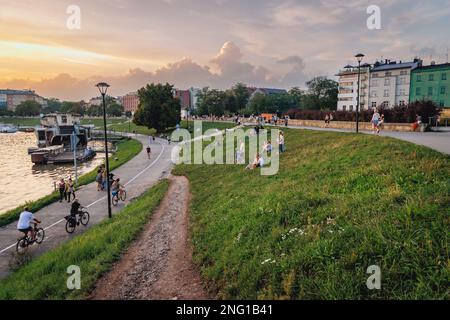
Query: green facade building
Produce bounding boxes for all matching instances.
[410,63,450,109]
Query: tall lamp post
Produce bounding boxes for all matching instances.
[355,53,365,133]
[96,82,112,219]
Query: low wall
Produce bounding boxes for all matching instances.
[286,119,415,132]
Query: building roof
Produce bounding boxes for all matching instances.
[372,61,420,72]
[255,88,288,95]
[413,63,450,72]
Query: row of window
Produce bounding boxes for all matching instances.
[372,77,408,87]
[372,71,408,78]
[371,89,408,97]
[415,86,447,96]
[416,73,447,82]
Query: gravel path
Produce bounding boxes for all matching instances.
[91,175,210,300]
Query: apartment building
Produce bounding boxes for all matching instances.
[368,59,422,109]
[337,66,371,111]
[0,89,47,111]
[122,92,140,114]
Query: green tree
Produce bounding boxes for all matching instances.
[133,83,181,133]
[247,93,272,114]
[224,90,238,114]
[195,88,226,116]
[60,101,85,115]
[288,87,304,108]
[42,98,62,114]
[231,83,250,111]
[303,77,338,110]
[107,102,124,117]
[14,100,42,116]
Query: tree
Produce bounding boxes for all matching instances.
[107,102,124,117]
[288,87,304,108]
[15,100,42,116]
[303,77,338,110]
[224,90,238,114]
[133,83,181,133]
[231,83,250,111]
[42,98,62,114]
[247,93,272,114]
[195,88,226,116]
[60,101,85,115]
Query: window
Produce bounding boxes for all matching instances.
[372,80,378,87]
[399,100,405,106]
[384,79,390,86]
[399,77,406,85]
[349,105,353,112]
[371,91,378,98]
[417,75,422,82]
[428,87,433,96]
[442,73,448,81]
[416,87,421,96]
[372,73,379,78]
[384,90,390,97]
[382,101,390,108]
[429,74,434,81]
[399,88,406,96]
[441,87,446,94]
[439,101,445,107]
[400,71,408,76]
[385,72,392,76]
[371,102,377,108]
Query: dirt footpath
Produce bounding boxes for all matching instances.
[91,176,211,300]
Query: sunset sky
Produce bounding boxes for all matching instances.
[1,0,450,101]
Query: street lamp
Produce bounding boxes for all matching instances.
[96,82,112,219]
[355,53,365,133]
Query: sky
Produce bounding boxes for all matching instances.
[1,0,450,101]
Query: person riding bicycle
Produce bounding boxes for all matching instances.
[111,178,123,198]
[70,199,83,216]
[17,207,41,240]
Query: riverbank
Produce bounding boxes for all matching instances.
[0,138,142,227]
[172,128,450,299]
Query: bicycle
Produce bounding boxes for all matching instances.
[16,223,45,254]
[112,187,127,206]
[65,208,90,234]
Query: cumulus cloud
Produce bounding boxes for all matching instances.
[0,42,308,101]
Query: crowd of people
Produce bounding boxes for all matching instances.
[244,129,286,170]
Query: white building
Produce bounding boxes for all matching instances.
[368,59,422,109]
[189,87,201,110]
[337,66,371,111]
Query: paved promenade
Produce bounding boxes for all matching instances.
[0,134,174,279]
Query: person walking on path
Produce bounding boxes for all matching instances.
[58,178,66,203]
[324,114,330,128]
[277,131,285,153]
[67,178,76,203]
[371,109,381,134]
[146,146,152,159]
[96,168,103,191]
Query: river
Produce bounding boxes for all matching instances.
[0,132,105,215]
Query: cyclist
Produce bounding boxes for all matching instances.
[111,178,123,199]
[70,199,84,224]
[146,146,151,159]
[17,207,41,240]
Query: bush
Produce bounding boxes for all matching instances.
[285,100,442,124]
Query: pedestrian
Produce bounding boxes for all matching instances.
[412,114,422,131]
[377,114,385,134]
[371,109,381,134]
[278,131,285,153]
[102,168,108,191]
[96,168,103,191]
[67,178,75,203]
[324,114,330,127]
[58,178,66,202]
[146,146,151,159]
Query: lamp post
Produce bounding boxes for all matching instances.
[355,53,365,133]
[96,82,112,219]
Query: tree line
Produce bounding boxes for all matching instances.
[195,77,338,116]
[0,97,124,117]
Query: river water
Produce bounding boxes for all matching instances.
[0,132,104,215]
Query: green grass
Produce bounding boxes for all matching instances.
[173,128,450,299]
[109,121,157,136]
[0,138,143,227]
[0,180,169,300]
[180,120,236,134]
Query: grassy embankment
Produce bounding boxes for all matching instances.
[0,180,169,300]
[0,138,142,227]
[173,128,450,299]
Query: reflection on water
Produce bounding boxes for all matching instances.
[0,132,105,215]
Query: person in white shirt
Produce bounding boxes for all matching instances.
[17,207,41,239]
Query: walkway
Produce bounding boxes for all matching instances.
[0,134,174,279]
